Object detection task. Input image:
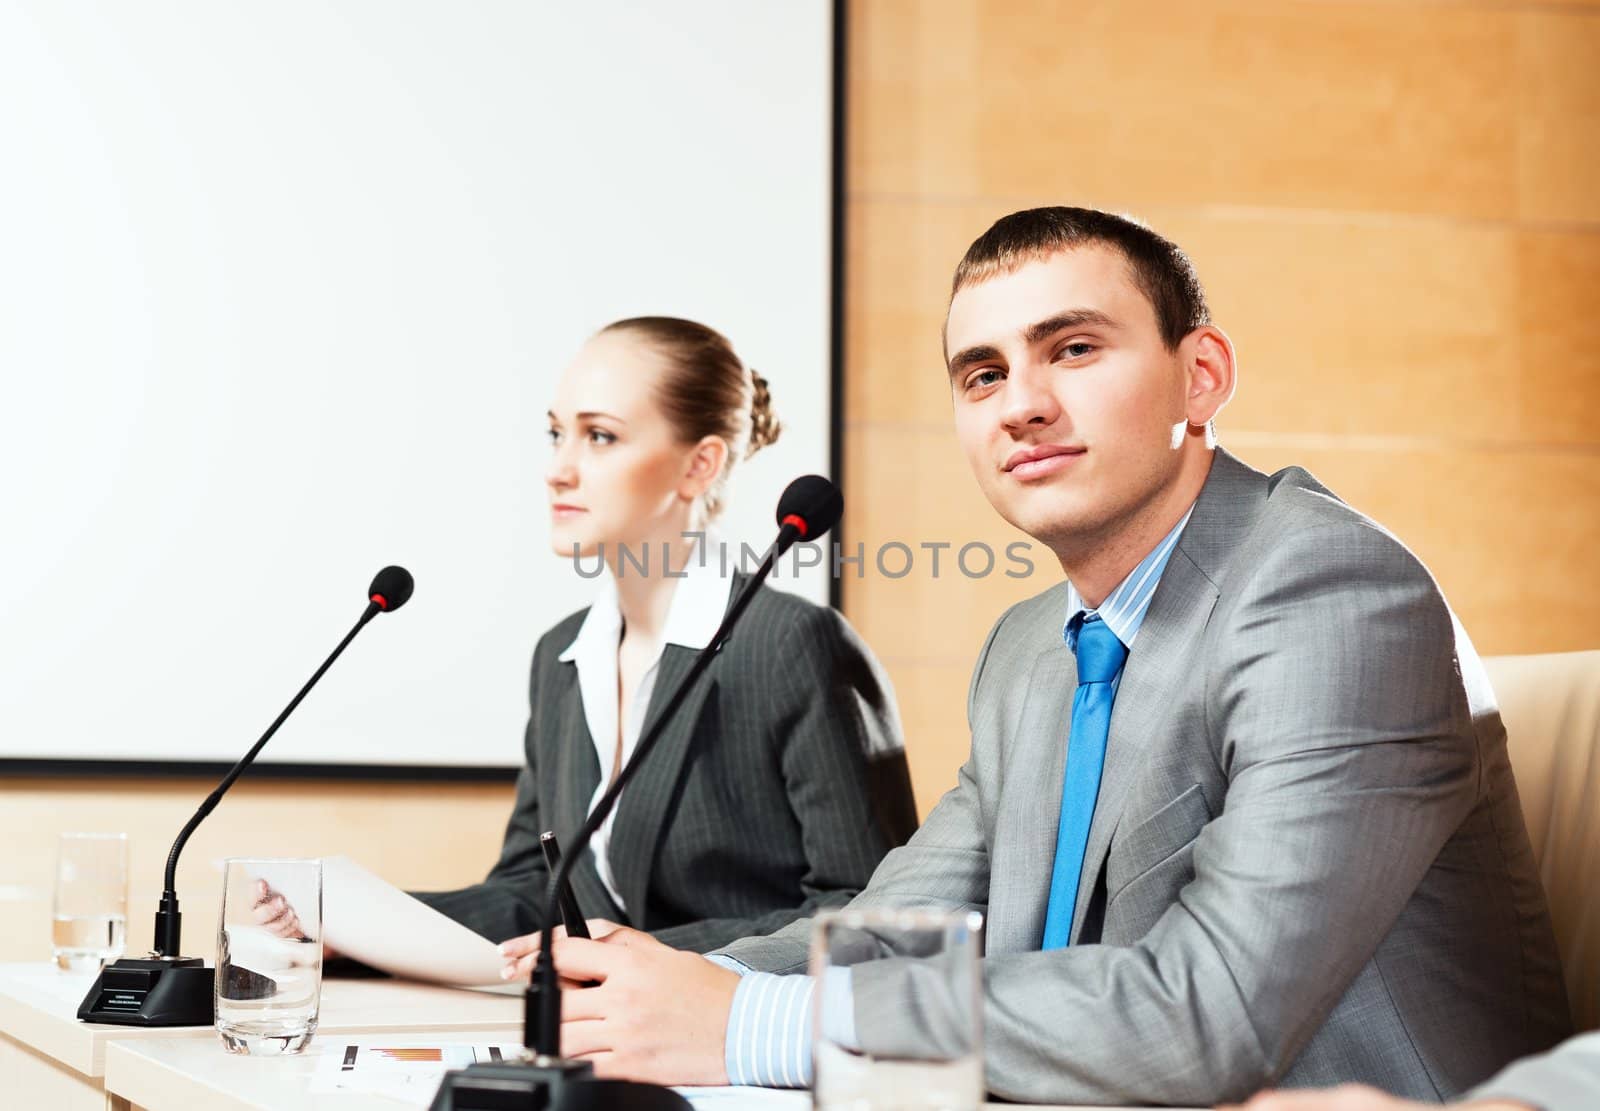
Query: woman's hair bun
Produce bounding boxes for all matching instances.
[746,368,782,457]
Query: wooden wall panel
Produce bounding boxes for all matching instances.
[1517,10,1600,223]
[843,201,982,426]
[851,1,1522,219]
[841,0,1600,817]
[889,662,983,821]
[1519,232,1600,442]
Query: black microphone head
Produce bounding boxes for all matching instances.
[368,565,414,613]
[775,474,843,541]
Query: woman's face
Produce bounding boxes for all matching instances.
[546,331,709,559]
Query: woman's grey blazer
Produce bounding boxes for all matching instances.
[414,575,918,952]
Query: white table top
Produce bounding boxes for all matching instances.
[105,1030,1191,1111]
[0,961,522,1078]
[105,1028,529,1111]
[106,1032,856,1110]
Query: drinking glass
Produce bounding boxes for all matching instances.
[215,857,323,1054]
[811,907,984,1111]
[52,832,128,972]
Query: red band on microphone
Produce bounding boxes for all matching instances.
[780,514,809,539]
[370,593,388,611]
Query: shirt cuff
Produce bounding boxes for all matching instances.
[719,968,856,1089]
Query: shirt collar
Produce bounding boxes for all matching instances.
[558,530,733,663]
[1064,504,1195,651]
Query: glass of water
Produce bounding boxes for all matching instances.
[52,832,128,972]
[811,907,985,1111]
[215,857,323,1055]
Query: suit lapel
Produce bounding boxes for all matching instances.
[607,644,716,926]
[547,673,598,835]
[546,666,619,920]
[988,642,1077,952]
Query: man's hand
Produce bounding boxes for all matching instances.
[497,918,622,981]
[1220,1084,1533,1111]
[548,926,738,1086]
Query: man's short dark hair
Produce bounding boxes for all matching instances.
[951,207,1211,351]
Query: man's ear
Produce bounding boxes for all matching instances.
[679,436,729,500]
[1181,325,1237,425]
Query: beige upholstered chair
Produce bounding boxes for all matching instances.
[1484,651,1600,1032]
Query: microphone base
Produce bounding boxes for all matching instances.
[429,1055,691,1111]
[76,957,213,1026]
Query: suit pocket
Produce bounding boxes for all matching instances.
[1105,783,1211,905]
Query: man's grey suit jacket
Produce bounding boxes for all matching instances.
[417,577,918,952]
[719,449,1570,1104]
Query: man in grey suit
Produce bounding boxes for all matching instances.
[542,207,1571,1104]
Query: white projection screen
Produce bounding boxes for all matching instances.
[0,1,838,773]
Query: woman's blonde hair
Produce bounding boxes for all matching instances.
[600,316,781,518]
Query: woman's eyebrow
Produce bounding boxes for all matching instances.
[548,410,627,424]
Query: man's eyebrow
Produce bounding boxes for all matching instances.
[1022,309,1119,346]
[947,343,1005,379]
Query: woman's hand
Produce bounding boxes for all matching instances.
[249,879,340,958]
[250,879,306,938]
[498,918,624,981]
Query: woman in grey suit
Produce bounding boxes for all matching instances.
[414,316,917,957]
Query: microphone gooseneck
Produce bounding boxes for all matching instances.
[79,564,413,1027]
[153,565,414,957]
[529,476,841,1056]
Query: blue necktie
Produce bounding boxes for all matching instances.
[1041,614,1128,949]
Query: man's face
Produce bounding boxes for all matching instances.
[945,245,1192,551]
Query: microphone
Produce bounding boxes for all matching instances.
[775,473,843,552]
[77,565,414,1027]
[367,564,415,615]
[430,476,843,1111]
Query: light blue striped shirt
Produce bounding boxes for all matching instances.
[710,504,1196,1087]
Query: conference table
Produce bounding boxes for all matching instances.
[0,962,1189,1110]
[0,962,521,1109]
